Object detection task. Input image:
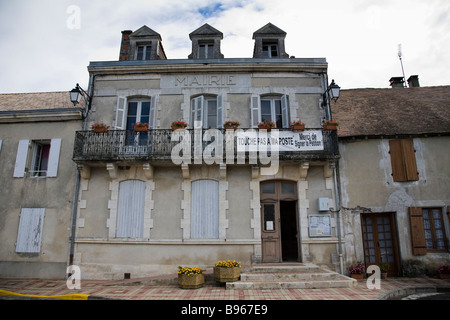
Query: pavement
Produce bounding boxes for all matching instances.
[1,274,449,301]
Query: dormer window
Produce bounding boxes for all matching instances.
[199,42,214,59]
[136,45,152,60]
[262,42,279,58]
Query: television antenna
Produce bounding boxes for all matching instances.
[398,44,407,87]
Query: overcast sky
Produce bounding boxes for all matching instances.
[0,0,449,93]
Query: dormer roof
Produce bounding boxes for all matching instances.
[130,25,162,40]
[189,23,223,39]
[252,23,287,39]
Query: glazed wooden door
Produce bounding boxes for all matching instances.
[260,181,298,263]
[361,213,400,276]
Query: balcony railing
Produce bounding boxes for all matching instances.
[73,128,339,164]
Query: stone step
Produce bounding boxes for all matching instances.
[226,278,356,290]
[226,263,356,290]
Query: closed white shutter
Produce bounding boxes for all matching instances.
[14,140,29,178]
[0,140,2,152]
[46,138,61,177]
[250,95,261,128]
[217,94,223,128]
[115,96,128,129]
[16,208,45,253]
[191,180,219,239]
[116,180,145,238]
[281,94,289,128]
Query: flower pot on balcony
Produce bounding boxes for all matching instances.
[258,125,272,131]
[172,125,186,131]
[93,127,109,133]
[224,124,238,130]
[214,267,241,283]
[322,124,338,130]
[291,124,305,131]
[178,273,205,289]
[134,126,149,132]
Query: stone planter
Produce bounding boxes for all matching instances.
[214,267,240,283]
[178,273,205,289]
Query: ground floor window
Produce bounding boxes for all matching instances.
[191,180,219,238]
[116,180,146,238]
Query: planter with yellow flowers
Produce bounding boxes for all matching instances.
[177,265,205,289]
[214,260,241,283]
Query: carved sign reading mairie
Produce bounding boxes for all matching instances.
[175,75,236,87]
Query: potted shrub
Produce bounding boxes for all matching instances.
[177,265,205,289]
[91,122,109,133]
[348,262,365,279]
[322,118,340,130]
[258,120,276,131]
[290,120,305,131]
[171,120,188,131]
[214,260,241,283]
[133,122,149,132]
[378,262,390,279]
[436,264,450,279]
[224,120,240,130]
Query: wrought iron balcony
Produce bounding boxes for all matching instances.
[73,128,339,164]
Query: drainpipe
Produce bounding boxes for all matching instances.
[333,162,344,274]
[69,74,94,267]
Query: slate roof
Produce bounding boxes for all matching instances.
[0,91,85,112]
[332,86,450,138]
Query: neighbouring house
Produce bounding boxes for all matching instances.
[335,81,450,276]
[0,92,84,279]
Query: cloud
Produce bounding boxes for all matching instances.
[0,0,449,93]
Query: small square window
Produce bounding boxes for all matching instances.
[136,45,151,60]
[262,42,278,58]
[199,43,214,59]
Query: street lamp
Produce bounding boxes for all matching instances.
[327,79,341,103]
[70,83,90,106]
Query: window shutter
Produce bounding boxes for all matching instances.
[217,94,223,128]
[0,140,2,152]
[16,208,45,253]
[250,94,261,128]
[409,207,427,255]
[149,96,156,128]
[14,140,29,178]
[402,139,419,181]
[281,94,289,128]
[191,96,204,127]
[389,140,406,182]
[115,96,127,129]
[47,138,61,177]
[191,180,219,239]
[116,180,145,238]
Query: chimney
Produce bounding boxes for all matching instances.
[389,77,405,88]
[119,30,132,61]
[407,75,420,88]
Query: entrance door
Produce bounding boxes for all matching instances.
[260,181,299,263]
[361,213,400,276]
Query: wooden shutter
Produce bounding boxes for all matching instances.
[409,207,427,255]
[191,180,219,239]
[402,139,419,181]
[389,139,418,182]
[217,94,223,128]
[281,94,289,128]
[191,96,204,127]
[16,208,45,253]
[250,94,261,128]
[115,96,127,129]
[47,138,61,177]
[116,180,145,238]
[389,140,406,181]
[14,140,29,178]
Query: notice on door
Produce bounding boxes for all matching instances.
[308,215,332,237]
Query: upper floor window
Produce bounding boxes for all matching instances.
[190,95,223,129]
[389,139,418,182]
[115,96,156,130]
[199,42,214,59]
[250,94,289,128]
[14,139,61,178]
[136,45,152,60]
[262,42,278,58]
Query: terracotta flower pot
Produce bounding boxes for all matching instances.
[291,124,305,131]
[350,273,364,280]
[134,126,148,132]
[322,124,338,130]
[438,273,450,279]
[93,127,108,133]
